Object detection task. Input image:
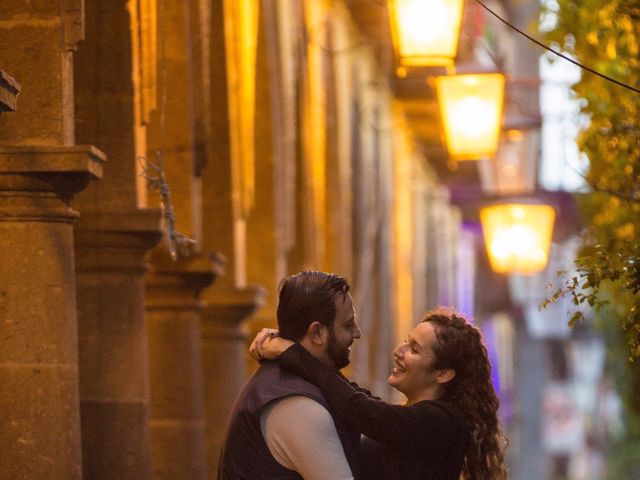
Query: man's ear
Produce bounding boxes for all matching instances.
[307,321,328,345]
[436,368,456,385]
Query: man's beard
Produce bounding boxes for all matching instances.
[327,329,351,370]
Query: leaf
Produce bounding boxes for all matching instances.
[569,311,583,328]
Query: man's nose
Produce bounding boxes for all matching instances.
[353,322,362,339]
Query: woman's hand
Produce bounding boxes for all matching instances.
[249,328,294,361]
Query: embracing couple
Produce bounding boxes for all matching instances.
[218,271,507,480]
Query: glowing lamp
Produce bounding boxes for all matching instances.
[435,73,505,160]
[480,203,555,274]
[388,0,464,67]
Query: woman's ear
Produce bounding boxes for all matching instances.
[436,368,456,385]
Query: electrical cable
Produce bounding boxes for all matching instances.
[473,0,640,95]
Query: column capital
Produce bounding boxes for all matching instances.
[201,284,267,338]
[75,208,163,273]
[0,145,105,175]
[0,71,20,112]
[146,252,223,311]
[0,145,105,222]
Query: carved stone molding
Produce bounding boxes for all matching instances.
[74,209,163,273]
[201,284,267,338]
[146,251,222,311]
[0,145,105,222]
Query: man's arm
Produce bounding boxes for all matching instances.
[260,395,354,480]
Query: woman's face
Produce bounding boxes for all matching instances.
[388,322,448,403]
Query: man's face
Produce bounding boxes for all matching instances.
[326,292,361,369]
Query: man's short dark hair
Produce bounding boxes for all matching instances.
[277,271,351,341]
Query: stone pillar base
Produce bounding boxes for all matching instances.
[75,208,162,480]
[0,145,104,480]
[146,252,220,480]
[201,284,266,477]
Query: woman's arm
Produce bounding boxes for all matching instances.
[280,344,459,451]
[249,329,376,398]
[249,328,293,361]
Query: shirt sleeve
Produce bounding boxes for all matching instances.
[260,395,354,480]
[279,344,463,452]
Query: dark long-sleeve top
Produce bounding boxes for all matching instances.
[279,344,470,480]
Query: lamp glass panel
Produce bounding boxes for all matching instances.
[480,203,555,274]
[435,73,505,160]
[389,0,464,66]
[478,129,540,195]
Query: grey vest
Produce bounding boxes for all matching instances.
[217,361,360,479]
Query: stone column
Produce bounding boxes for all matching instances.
[261,0,302,281]
[145,254,218,479]
[200,2,267,475]
[0,1,83,146]
[72,1,164,477]
[244,6,279,336]
[0,1,105,476]
[201,285,265,475]
[143,0,225,476]
[0,146,105,479]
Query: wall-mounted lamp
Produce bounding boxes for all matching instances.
[480,202,555,274]
[388,0,464,67]
[435,72,505,161]
[478,128,540,195]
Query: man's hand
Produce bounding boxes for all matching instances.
[249,328,294,361]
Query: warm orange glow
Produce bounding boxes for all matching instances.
[480,203,555,274]
[435,73,505,160]
[388,0,464,67]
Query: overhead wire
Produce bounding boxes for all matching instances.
[473,0,640,95]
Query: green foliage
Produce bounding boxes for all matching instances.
[542,241,640,358]
[542,0,640,471]
[542,0,640,360]
[605,438,640,480]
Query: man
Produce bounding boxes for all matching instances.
[217,271,362,479]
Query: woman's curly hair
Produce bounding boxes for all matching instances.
[423,307,508,480]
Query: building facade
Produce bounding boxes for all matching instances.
[0,1,475,478]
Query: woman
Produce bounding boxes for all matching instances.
[251,307,507,480]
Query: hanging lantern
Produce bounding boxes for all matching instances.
[388,0,465,67]
[478,128,540,195]
[435,72,505,160]
[480,203,555,274]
